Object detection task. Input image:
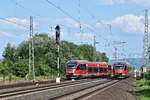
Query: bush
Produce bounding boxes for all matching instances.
[144,73,150,80]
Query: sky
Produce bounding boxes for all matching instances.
[0,0,150,59]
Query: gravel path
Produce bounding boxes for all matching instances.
[86,77,137,100]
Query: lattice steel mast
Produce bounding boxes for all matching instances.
[29,16,35,80]
[143,9,149,65]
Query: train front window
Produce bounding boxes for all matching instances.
[67,62,77,70]
[115,65,124,69]
[108,65,112,70]
[77,64,86,70]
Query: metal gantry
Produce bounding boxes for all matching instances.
[29,16,35,80]
[143,9,149,66]
[112,41,126,61]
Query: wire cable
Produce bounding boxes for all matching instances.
[0,17,28,28]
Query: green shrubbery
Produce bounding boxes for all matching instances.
[138,79,150,100]
[0,33,108,80]
[144,73,150,80]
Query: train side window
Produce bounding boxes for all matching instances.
[88,67,92,72]
[104,68,107,72]
[100,68,103,72]
[94,68,98,72]
[77,64,86,70]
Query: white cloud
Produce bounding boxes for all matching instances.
[0,17,34,38]
[63,17,79,28]
[0,31,15,37]
[47,31,68,40]
[58,17,90,29]
[99,0,114,5]
[98,0,150,6]
[132,0,150,6]
[96,14,145,33]
[96,20,108,28]
[75,32,94,40]
[112,14,144,33]
[98,0,130,5]
[0,17,29,28]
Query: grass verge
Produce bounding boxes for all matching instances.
[137,79,150,100]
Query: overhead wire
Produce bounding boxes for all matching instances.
[82,6,117,48]
[9,0,116,44]
[11,0,41,33]
[45,0,80,23]
[79,4,119,59]
[0,17,28,28]
[11,0,41,17]
[45,0,110,40]
[2,0,115,45]
[0,0,40,29]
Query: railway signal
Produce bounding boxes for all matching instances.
[55,25,61,83]
[55,25,60,44]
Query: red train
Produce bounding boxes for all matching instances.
[66,60,128,79]
[66,60,111,79]
[112,62,128,78]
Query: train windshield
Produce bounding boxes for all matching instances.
[115,65,124,69]
[108,65,112,70]
[67,61,77,70]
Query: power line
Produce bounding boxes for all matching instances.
[45,0,79,23]
[11,0,41,17]
[45,0,119,59]
[82,7,117,52]
[0,17,28,28]
[45,0,110,42]
[78,0,82,33]
[78,3,116,51]
[12,0,114,45]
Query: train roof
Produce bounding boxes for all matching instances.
[88,62,107,64]
[67,60,88,63]
[67,60,108,64]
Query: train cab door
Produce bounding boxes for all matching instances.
[124,65,127,74]
[76,64,87,75]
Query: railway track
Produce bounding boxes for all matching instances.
[0,78,107,100]
[50,79,119,100]
[0,80,55,90]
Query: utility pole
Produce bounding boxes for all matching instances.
[29,16,35,80]
[93,35,99,62]
[55,25,60,83]
[143,9,149,66]
[29,17,32,80]
[113,41,126,61]
[93,35,96,61]
[50,26,54,79]
[31,16,35,81]
[114,47,117,61]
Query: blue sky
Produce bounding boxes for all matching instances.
[0,0,150,59]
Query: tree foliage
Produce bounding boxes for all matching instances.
[1,33,108,78]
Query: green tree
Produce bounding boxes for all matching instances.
[1,33,109,79]
[0,61,10,81]
[77,44,94,61]
[2,43,16,80]
[96,52,108,62]
[13,59,28,77]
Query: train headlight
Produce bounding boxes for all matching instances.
[72,70,75,73]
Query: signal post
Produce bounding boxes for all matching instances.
[55,25,61,83]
